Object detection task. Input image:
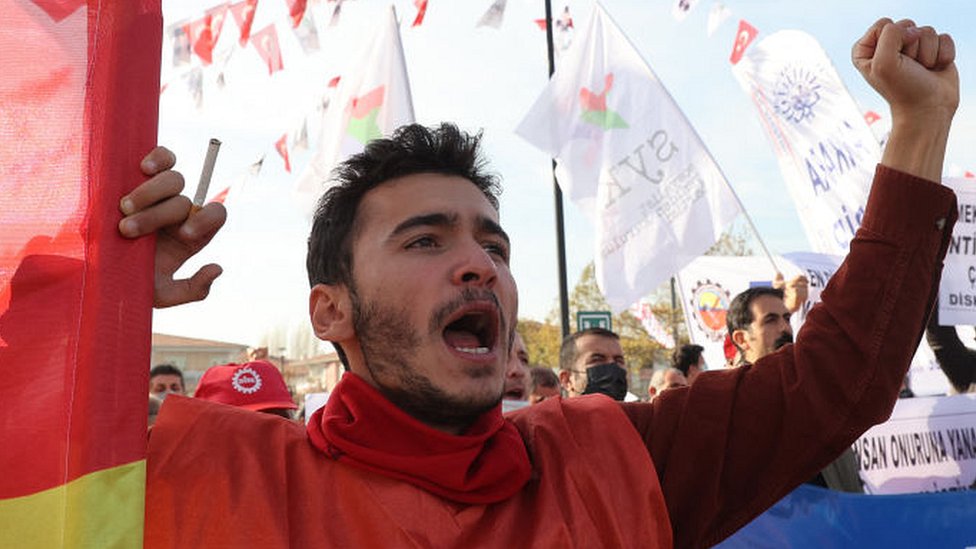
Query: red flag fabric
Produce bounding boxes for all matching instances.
[0,1,160,545]
[864,110,881,125]
[412,0,428,26]
[211,186,232,204]
[29,0,84,21]
[534,18,547,30]
[251,24,284,74]
[186,4,229,65]
[229,0,258,46]
[276,134,292,172]
[729,19,758,65]
[965,171,975,179]
[286,0,308,28]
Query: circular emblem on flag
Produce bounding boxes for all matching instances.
[232,366,262,395]
[689,280,731,342]
[773,65,821,124]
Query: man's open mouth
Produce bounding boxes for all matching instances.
[442,303,500,357]
[503,386,525,400]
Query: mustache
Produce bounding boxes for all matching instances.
[773,331,794,350]
[429,288,507,340]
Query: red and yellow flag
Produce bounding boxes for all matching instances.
[0,1,161,546]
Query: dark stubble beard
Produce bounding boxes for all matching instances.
[350,284,507,432]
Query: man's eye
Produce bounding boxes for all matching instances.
[483,241,509,261]
[407,236,437,249]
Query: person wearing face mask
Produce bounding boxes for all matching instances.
[558,328,629,401]
[727,285,862,493]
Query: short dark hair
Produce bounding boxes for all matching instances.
[726,287,784,352]
[306,123,501,289]
[528,366,559,392]
[149,363,184,384]
[559,327,620,370]
[671,344,704,376]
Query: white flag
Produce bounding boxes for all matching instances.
[732,31,881,255]
[517,4,740,312]
[295,6,415,208]
[706,2,731,37]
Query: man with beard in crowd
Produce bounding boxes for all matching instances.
[727,285,863,492]
[122,18,957,547]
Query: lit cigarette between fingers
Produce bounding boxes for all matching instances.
[192,138,221,212]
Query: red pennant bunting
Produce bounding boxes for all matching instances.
[285,0,307,28]
[534,18,547,30]
[729,19,758,65]
[186,6,228,65]
[412,0,428,27]
[229,0,258,46]
[29,0,84,22]
[275,134,291,172]
[965,171,975,179]
[251,24,284,75]
[210,186,231,204]
[864,110,881,125]
[328,75,341,88]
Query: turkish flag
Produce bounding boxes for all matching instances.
[276,134,291,172]
[229,0,258,46]
[286,0,308,28]
[251,24,284,74]
[729,19,758,65]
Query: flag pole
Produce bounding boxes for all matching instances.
[545,0,571,338]
[596,3,781,275]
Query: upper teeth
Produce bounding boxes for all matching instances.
[456,346,489,354]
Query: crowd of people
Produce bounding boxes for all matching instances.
[124,17,962,548]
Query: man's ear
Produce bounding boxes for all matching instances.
[558,369,574,392]
[731,328,749,351]
[309,283,354,342]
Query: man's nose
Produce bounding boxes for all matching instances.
[451,241,498,287]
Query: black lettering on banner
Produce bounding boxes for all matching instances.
[854,436,888,471]
[947,427,976,461]
[948,232,976,256]
[888,430,950,468]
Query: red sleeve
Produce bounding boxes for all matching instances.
[622,165,957,549]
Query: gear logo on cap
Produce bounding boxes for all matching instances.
[231,366,263,394]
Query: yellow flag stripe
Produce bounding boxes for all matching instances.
[0,460,145,548]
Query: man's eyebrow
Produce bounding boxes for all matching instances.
[478,216,510,245]
[389,213,457,238]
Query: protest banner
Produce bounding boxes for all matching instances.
[939,177,976,325]
[678,254,950,395]
[732,30,880,256]
[854,394,976,494]
[717,484,976,548]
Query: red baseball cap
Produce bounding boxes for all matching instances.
[194,361,298,412]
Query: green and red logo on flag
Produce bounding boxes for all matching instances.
[346,86,385,144]
[579,73,628,130]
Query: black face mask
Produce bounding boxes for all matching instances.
[581,363,628,401]
[773,331,794,350]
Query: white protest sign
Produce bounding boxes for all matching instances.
[939,177,976,325]
[678,253,951,395]
[854,394,976,494]
[732,30,880,255]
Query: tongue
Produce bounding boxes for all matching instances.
[444,329,481,349]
